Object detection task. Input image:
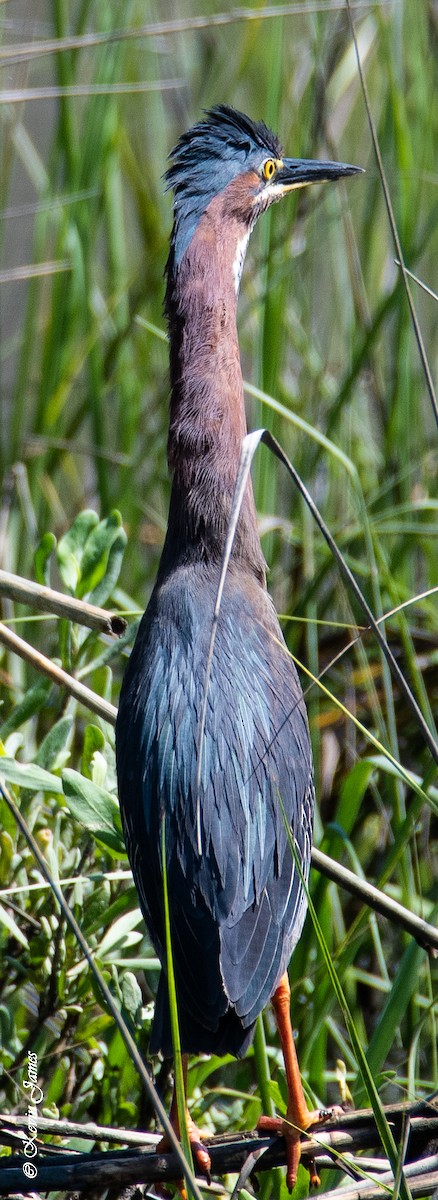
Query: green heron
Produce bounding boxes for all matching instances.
[116,105,361,1190]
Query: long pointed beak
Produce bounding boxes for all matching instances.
[276,157,364,190]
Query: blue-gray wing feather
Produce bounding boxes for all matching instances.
[116,562,314,1056]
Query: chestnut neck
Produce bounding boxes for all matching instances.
[160,185,265,585]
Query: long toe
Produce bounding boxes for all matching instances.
[257,1114,302,1191]
[284,1127,302,1192]
[157,1120,211,1179]
[190,1137,211,1178]
[185,1111,212,1177]
[257,1106,342,1192]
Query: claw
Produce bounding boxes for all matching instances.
[308,1160,321,1188]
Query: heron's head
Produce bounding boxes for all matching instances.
[165,104,362,272]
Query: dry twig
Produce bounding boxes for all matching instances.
[0,568,126,635]
[0,1101,437,1196]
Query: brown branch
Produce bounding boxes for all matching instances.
[0,1112,160,1146]
[311,847,438,954]
[0,568,126,635]
[0,622,117,724]
[317,1159,438,1200]
[0,1102,437,1195]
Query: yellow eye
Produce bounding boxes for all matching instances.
[262,159,276,181]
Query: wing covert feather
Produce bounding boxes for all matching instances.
[116,562,314,1055]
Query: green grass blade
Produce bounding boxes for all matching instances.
[279,793,413,1200]
[161,814,196,1191]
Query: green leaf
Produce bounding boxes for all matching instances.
[56,510,99,594]
[88,527,127,607]
[121,971,143,1020]
[356,940,426,1106]
[77,511,126,600]
[0,757,63,794]
[368,755,438,810]
[82,725,105,780]
[58,616,72,673]
[0,901,29,948]
[0,790,17,839]
[34,531,57,586]
[267,1079,286,1113]
[0,831,14,884]
[98,911,143,958]
[91,751,108,788]
[34,717,73,771]
[0,679,51,740]
[335,760,377,837]
[85,887,135,938]
[0,1003,12,1042]
[62,768,126,857]
[89,665,113,702]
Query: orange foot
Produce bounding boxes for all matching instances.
[157,1109,211,1182]
[258,1105,343,1191]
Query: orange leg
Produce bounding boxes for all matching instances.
[257,973,337,1191]
[157,1055,211,1181]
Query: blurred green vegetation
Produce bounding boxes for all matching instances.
[0,1,436,1196]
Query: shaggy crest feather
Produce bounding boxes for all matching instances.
[165,104,282,265]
